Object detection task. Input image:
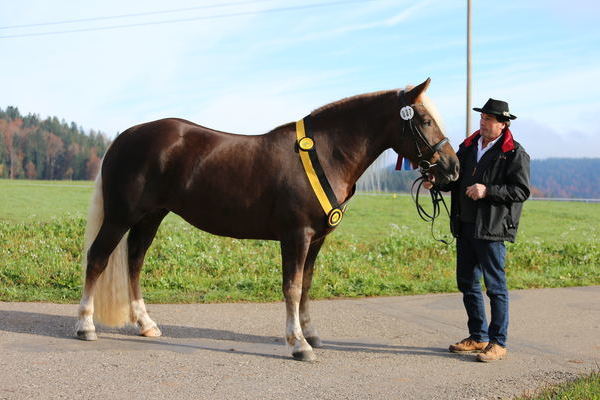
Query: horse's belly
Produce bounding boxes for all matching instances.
[171,201,278,241]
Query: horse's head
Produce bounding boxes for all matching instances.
[390,78,459,185]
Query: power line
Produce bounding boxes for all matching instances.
[0,0,274,30]
[0,0,376,39]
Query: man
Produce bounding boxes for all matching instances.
[426,98,530,362]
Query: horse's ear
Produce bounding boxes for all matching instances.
[405,78,431,102]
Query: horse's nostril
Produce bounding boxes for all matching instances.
[450,165,460,181]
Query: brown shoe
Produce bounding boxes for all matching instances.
[449,337,489,353]
[476,343,507,362]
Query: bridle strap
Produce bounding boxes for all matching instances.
[411,175,454,245]
[398,90,449,160]
[431,137,449,153]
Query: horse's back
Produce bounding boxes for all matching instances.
[103,118,226,191]
[101,118,301,238]
[105,117,267,178]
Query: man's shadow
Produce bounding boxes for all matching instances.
[0,309,471,361]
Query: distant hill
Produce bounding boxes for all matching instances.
[357,157,600,199]
[530,158,600,199]
[0,106,110,180]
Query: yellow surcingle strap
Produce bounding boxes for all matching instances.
[296,119,335,216]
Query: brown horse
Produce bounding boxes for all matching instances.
[76,78,459,361]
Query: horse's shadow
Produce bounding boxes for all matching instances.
[0,309,469,361]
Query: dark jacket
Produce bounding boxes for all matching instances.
[438,128,530,242]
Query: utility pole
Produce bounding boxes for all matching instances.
[466,0,472,137]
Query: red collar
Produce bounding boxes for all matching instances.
[462,128,515,153]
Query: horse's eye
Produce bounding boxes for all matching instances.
[424,120,432,126]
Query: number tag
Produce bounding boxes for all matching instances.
[400,106,414,120]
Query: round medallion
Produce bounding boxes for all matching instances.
[328,208,343,227]
[298,137,314,151]
[400,106,414,121]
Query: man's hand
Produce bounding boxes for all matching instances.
[466,184,487,200]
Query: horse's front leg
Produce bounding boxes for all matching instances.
[300,237,325,348]
[281,230,315,361]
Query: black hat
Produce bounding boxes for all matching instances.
[473,98,517,120]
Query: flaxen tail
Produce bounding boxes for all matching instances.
[83,170,134,327]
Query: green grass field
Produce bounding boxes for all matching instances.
[517,370,600,400]
[0,179,598,303]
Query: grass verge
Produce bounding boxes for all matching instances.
[517,370,600,400]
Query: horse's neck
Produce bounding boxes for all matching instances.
[313,109,391,193]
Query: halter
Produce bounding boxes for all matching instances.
[397,90,449,174]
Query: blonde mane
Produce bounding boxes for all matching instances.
[310,86,446,136]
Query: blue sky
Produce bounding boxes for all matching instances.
[2,0,599,159]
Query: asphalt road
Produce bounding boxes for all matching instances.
[1,286,598,400]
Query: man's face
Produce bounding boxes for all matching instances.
[479,113,506,141]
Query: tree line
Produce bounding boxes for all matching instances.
[529,158,600,199]
[0,106,111,180]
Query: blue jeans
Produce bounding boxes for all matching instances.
[456,223,508,347]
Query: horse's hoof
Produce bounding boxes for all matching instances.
[140,326,162,337]
[306,336,322,348]
[292,350,317,362]
[76,330,97,341]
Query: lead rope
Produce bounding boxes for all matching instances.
[410,175,454,245]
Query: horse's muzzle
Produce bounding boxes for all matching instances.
[434,155,460,184]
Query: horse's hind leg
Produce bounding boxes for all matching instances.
[281,229,315,361]
[300,237,325,348]
[77,221,129,340]
[127,209,168,337]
